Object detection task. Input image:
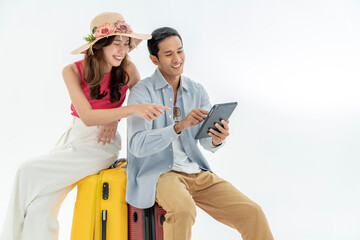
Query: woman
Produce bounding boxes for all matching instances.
[0,12,169,240]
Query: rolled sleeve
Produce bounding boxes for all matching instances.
[200,137,226,153]
[161,124,179,143]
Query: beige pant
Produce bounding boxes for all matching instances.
[0,117,121,240]
[155,170,274,240]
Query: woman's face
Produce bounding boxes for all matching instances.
[103,36,130,71]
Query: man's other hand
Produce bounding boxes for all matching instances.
[208,119,230,146]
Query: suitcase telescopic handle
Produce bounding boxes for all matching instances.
[102,210,107,240]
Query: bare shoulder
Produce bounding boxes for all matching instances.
[62,63,80,84]
[125,60,140,89]
[62,63,78,75]
[125,60,138,74]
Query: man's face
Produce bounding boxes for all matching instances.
[152,36,185,80]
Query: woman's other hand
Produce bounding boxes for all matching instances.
[98,121,118,145]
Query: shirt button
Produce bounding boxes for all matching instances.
[162,89,165,92]
[170,149,172,152]
[169,165,172,168]
[170,137,174,141]
[168,86,171,89]
[68,145,72,149]
[170,98,173,101]
[169,115,172,118]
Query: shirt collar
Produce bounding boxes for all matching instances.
[153,68,188,92]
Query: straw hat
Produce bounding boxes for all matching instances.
[71,12,151,54]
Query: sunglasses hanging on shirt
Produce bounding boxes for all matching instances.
[173,106,181,123]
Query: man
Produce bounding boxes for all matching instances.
[126,27,273,240]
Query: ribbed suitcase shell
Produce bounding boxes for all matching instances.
[71,161,128,240]
[128,203,166,240]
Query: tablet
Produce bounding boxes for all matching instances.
[195,102,238,139]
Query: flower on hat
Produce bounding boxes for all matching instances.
[114,20,133,34]
[83,20,133,43]
[94,23,115,39]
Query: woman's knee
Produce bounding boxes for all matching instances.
[17,159,38,178]
[16,161,32,179]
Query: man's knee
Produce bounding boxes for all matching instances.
[237,201,267,226]
[247,201,264,218]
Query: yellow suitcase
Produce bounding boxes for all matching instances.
[70,159,128,240]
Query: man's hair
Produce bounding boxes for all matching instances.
[147,27,183,58]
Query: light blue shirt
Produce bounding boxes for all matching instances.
[126,68,224,208]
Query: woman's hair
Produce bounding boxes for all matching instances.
[147,27,183,58]
[83,36,130,103]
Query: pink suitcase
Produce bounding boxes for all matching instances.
[128,203,166,240]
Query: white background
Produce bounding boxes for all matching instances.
[1,0,360,239]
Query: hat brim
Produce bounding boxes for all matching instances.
[71,32,151,55]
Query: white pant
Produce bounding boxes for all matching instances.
[0,117,122,240]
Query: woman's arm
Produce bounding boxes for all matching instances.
[62,63,169,126]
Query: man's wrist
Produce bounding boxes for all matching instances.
[212,140,223,147]
[174,122,184,134]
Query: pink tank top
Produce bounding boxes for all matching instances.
[70,60,129,118]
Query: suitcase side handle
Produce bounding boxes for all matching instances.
[109,158,127,169]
